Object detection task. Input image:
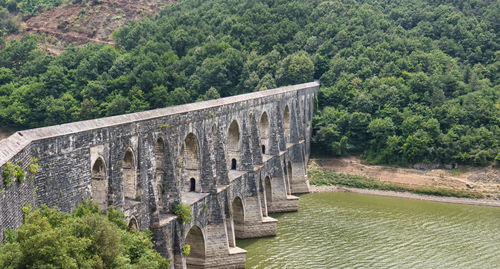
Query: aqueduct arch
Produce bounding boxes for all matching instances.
[283,105,290,143]
[264,176,272,204]
[123,148,137,200]
[232,197,245,239]
[91,157,107,210]
[128,217,138,231]
[179,133,201,192]
[185,225,206,268]
[260,112,270,154]
[287,160,293,195]
[227,120,240,170]
[155,138,165,203]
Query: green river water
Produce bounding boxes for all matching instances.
[237,192,500,268]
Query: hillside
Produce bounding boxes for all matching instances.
[19,0,172,52]
[0,0,498,166]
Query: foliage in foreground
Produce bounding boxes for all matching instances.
[308,166,485,199]
[0,201,169,268]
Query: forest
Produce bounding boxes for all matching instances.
[0,0,498,166]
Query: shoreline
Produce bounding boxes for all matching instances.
[309,185,500,207]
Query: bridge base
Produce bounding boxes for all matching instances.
[268,195,299,213]
[235,216,277,239]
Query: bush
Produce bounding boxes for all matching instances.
[2,162,15,187]
[0,201,170,268]
[172,203,192,224]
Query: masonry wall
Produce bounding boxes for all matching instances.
[0,81,319,267]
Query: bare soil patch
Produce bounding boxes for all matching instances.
[312,156,500,198]
[20,0,174,53]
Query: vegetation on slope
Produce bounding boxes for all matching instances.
[0,0,498,166]
[0,201,169,268]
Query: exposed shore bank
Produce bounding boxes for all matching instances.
[309,184,500,207]
[308,157,500,207]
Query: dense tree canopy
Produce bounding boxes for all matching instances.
[0,0,498,165]
[0,202,170,268]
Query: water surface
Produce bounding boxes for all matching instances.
[237,192,500,268]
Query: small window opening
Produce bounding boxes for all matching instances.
[261,145,266,154]
[231,159,237,170]
[190,178,196,192]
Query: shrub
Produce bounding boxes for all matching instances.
[182,244,190,256]
[0,201,170,268]
[2,162,15,187]
[172,203,192,224]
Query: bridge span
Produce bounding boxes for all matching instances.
[0,81,319,268]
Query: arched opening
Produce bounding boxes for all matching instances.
[283,105,290,143]
[91,157,107,210]
[227,120,240,170]
[185,226,205,268]
[232,197,245,239]
[259,180,268,217]
[265,176,272,203]
[231,159,237,170]
[284,160,291,195]
[190,178,196,192]
[260,112,269,154]
[155,138,165,182]
[179,133,201,192]
[157,184,163,204]
[128,218,138,231]
[123,148,137,200]
[287,160,293,191]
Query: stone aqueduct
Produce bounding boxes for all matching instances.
[0,81,319,268]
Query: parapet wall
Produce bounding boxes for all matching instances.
[0,81,319,268]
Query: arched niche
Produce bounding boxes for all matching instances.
[155,138,165,174]
[287,160,293,195]
[91,157,108,210]
[260,112,269,154]
[284,160,291,195]
[264,176,272,203]
[128,217,138,231]
[123,148,137,200]
[227,120,240,170]
[185,225,205,268]
[179,133,201,192]
[155,138,165,203]
[232,197,245,239]
[283,105,290,143]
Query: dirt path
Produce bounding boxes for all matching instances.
[311,157,500,198]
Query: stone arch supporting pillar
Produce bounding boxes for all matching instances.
[249,112,263,165]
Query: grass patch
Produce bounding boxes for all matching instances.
[308,166,484,199]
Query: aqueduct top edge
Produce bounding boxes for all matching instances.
[0,81,319,166]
